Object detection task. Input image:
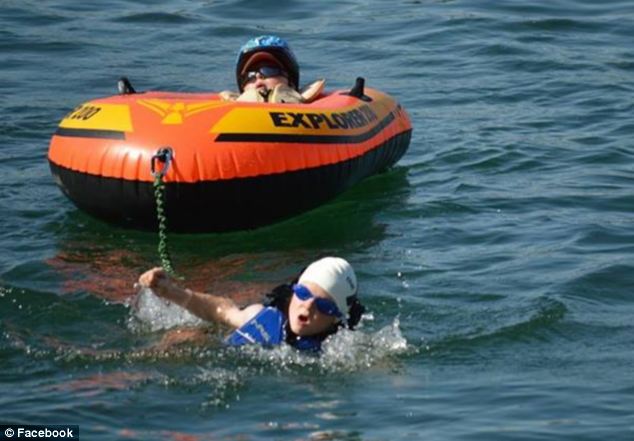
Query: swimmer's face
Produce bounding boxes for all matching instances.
[288,282,340,336]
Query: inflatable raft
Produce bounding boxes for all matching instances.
[48,79,412,232]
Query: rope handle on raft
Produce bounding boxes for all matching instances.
[151,147,180,278]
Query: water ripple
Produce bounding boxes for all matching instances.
[111,11,200,24]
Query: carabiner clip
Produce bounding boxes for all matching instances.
[151,147,174,178]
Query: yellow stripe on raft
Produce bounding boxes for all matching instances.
[59,103,133,132]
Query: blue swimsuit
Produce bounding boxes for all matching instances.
[226,306,321,351]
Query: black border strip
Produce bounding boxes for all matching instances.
[55,127,126,140]
[215,111,396,144]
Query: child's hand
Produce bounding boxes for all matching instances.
[136,267,173,295]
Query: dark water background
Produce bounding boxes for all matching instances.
[2,0,634,439]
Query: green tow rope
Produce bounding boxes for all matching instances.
[151,147,179,277]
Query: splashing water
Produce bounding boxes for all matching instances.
[321,317,409,369]
[128,287,203,332]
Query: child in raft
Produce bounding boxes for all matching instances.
[221,34,325,104]
[136,257,365,351]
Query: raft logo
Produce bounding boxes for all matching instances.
[269,104,378,130]
[138,99,225,124]
[64,104,101,121]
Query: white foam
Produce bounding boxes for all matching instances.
[319,317,409,370]
[128,287,203,332]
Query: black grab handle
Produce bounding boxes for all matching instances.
[118,77,136,94]
[346,77,372,102]
[349,77,365,98]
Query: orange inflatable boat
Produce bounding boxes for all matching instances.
[48,79,412,232]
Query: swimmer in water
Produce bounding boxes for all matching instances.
[136,257,365,351]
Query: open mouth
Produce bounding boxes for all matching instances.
[298,313,309,324]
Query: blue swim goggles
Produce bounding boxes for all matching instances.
[292,284,342,318]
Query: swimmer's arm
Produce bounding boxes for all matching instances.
[137,267,263,328]
[175,287,263,328]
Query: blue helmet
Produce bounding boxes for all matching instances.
[235,35,300,92]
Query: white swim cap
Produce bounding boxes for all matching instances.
[298,257,358,318]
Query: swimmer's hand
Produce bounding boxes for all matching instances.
[136,267,178,299]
